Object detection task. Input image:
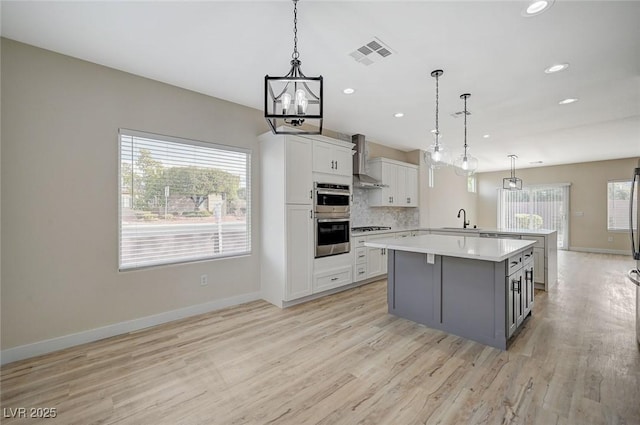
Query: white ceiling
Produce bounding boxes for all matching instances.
[2,0,639,172]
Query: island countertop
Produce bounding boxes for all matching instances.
[364,234,535,262]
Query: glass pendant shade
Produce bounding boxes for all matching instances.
[425,132,450,169]
[454,153,478,176]
[265,0,323,135]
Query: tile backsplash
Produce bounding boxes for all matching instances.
[351,187,419,229]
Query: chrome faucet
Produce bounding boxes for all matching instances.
[457,208,470,229]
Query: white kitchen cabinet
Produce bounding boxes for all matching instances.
[366,233,391,278]
[312,139,353,177]
[285,205,314,300]
[285,136,313,205]
[367,158,418,207]
[313,265,353,293]
[258,131,315,308]
[260,131,356,307]
[397,165,418,207]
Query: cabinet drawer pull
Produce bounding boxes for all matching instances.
[358,254,366,258]
[330,277,339,281]
[512,278,521,293]
[358,271,366,275]
[510,261,519,266]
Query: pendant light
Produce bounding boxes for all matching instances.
[503,154,523,190]
[424,69,450,169]
[454,93,479,176]
[264,0,323,135]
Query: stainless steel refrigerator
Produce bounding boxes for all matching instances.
[628,159,640,345]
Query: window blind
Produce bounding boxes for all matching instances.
[119,129,251,270]
[607,180,637,231]
[497,184,570,249]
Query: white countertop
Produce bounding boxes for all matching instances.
[364,234,535,262]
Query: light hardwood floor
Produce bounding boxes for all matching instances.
[1,251,639,425]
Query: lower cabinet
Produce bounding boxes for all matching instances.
[366,234,391,279]
[313,266,352,293]
[285,205,314,301]
[506,247,534,338]
[507,268,524,338]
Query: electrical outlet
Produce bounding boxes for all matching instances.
[200,274,208,286]
[607,236,614,243]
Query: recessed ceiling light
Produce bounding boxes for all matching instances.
[483,134,490,139]
[545,63,569,74]
[343,88,355,95]
[558,98,578,105]
[394,112,404,118]
[522,0,554,17]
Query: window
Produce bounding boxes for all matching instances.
[467,175,476,193]
[497,184,570,249]
[119,129,251,270]
[607,180,637,231]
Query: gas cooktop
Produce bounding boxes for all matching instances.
[352,226,392,232]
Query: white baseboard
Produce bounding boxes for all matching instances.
[0,291,262,366]
[569,246,628,255]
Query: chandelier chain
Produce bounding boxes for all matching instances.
[292,0,299,60]
[435,73,439,142]
[463,95,468,155]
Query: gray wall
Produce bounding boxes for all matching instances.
[1,39,267,350]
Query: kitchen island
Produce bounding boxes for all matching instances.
[365,234,536,349]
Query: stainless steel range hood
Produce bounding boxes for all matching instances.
[352,134,384,188]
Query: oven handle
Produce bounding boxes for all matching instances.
[317,218,350,223]
[316,189,351,196]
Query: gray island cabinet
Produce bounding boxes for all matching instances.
[365,234,536,350]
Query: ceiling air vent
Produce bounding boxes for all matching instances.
[349,37,395,66]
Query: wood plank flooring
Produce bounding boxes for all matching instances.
[1,251,639,424]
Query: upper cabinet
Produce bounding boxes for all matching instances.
[285,136,313,204]
[367,157,419,207]
[312,139,353,177]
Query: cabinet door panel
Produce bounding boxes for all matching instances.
[507,269,523,338]
[381,162,397,205]
[533,248,544,283]
[312,141,334,174]
[367,247,384,278]
[332,146,353,176]
[405,166,418,206]
[286,136,313,204]
[397,165,408,206]
[285,205,313,300]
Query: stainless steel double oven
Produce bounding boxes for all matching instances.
[314,182,351,258]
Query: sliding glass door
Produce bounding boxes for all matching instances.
[497,184,570,249]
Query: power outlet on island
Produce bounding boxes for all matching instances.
[607,236,614,243]
[200,274,208,286]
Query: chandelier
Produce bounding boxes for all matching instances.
[425,69,450,169]
[264,0,323,135]
[503,154,523,190]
